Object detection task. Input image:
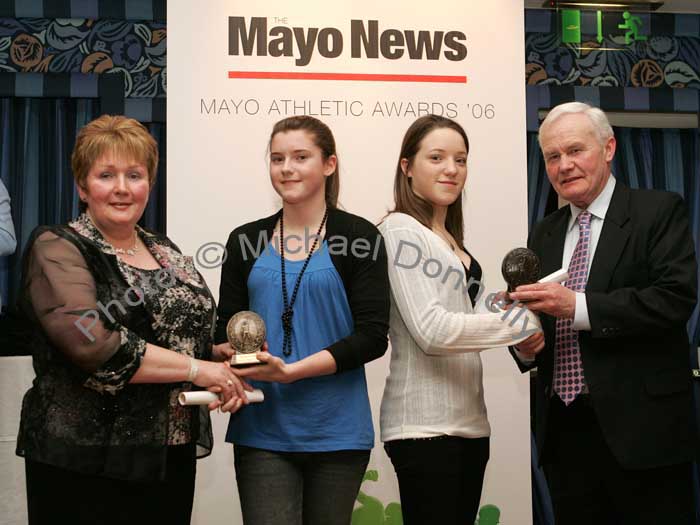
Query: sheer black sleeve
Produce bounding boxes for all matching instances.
[25,230,146,394]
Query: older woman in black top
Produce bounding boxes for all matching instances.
[15,115,247,525]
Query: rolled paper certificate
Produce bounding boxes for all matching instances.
[538,268,569,284]
[178,389,265,406]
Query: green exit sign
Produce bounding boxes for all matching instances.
[560,10,646,46]
[561,9,581,44]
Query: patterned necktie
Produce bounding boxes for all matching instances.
[553,210,592,405]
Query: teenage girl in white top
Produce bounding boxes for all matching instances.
[379,115,542,525]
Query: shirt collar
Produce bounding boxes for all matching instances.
[567,175,616,232]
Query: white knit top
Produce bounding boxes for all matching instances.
[379,212,541,442]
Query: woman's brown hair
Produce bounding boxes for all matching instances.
[391,114,470,248]
[72,115,158,213]
[269,115,339,209]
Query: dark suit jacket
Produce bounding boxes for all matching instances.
[516,181,698,470]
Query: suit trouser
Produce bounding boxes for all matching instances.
[543,395,694,525]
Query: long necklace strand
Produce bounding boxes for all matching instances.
[280,209,328,357]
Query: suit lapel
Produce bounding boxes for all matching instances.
[540,207,569,277]
[587,182,631,292]
[538,208,569,346]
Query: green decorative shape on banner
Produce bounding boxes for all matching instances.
[561,9,581,44]
[597,11,603,44]
[351,472,504,525]
[352,470,403,525]
[475,504,501,525]
[618,11,647,44]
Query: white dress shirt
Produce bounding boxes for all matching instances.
[514,175,615,363]
[567,175,616,331]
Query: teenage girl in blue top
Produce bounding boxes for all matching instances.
[215,116,390,525]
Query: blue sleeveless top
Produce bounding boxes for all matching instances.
[225,242,374,451]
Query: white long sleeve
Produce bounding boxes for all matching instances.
[379,213,541,442]
[0,180,16,257]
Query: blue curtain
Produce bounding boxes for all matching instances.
[527,126,700,525]
[526,132,552,232]
[611,127,700,355]
[0,98,166,333]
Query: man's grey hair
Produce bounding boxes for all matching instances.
[539,102,614,148]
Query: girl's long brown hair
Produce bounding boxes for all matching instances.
[391,114,470,248]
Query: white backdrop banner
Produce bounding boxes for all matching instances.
[168,1,531,523]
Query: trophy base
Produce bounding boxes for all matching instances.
[230,353,262,367]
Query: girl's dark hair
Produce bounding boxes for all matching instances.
[391,114,469,247]
[269,115,339,209]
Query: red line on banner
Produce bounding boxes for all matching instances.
[228,71,467,83]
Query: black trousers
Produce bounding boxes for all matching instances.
[384,435,489,525]
[544,395,695,525]
[25,444,196,525]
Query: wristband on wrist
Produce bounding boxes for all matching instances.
[187,357,199,383]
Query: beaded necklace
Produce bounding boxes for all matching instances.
[279,209,328,357]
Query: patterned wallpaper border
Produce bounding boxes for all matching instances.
[525,10,700,89]
[0,18,166,97]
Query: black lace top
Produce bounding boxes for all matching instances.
[14,214,215,481]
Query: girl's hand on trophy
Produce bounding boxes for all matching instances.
[235,350,295,384]
[212,342,235,362]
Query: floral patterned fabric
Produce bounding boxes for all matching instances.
[71,213,215,444]
[0,18,166,97]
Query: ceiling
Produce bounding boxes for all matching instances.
[524,0,700,13]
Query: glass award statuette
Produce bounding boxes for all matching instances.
[227,311,266,366]
[501,247,541,293]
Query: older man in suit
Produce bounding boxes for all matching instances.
[510,102,698,524]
